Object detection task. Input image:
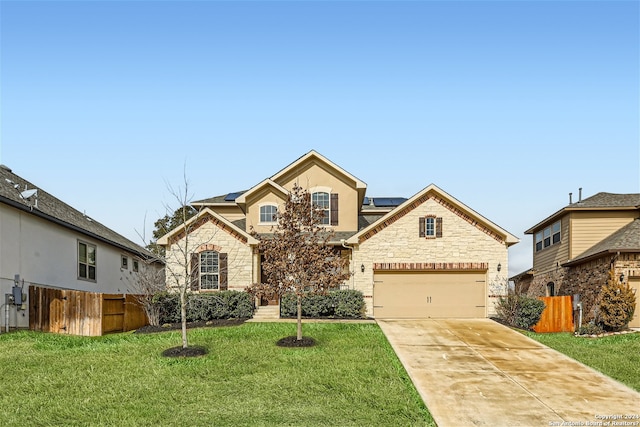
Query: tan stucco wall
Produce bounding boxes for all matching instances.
[275,162,360,232]
[245,189,287,234]
[165,218,254,292]
[351,197,509,317]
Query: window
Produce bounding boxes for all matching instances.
[419,216,442,238]
[535,221,561,252]
[200,251,220,290]
[425,217,435,237]
[312,192,330,225]
[78,241,96,281]
[121,255,128,269]
[133,260,139,272]
[260,204,278,223]
[546,282,555,297]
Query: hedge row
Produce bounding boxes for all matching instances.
[280,290,366,318]
[153,291,254,324]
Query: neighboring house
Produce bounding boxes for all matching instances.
[0,165,159,330]
[158,150,518,319]
[510,192,640,328]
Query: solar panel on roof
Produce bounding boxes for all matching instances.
[372,197,407,207]
[224,191,245,201]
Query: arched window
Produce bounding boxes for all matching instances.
[260,204,278,223]
[546,282,555,297]
[312,191,330,225]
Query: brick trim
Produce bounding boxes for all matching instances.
[373,262,488,271]
[358,193,504,244]
[196,243,223,253]
[169,214,249,246]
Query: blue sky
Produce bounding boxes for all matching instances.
[1,0,638,276]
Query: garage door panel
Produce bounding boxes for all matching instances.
[374,271,486,318]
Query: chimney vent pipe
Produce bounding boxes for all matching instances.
[579,188,582,202]
[569,193,573,204]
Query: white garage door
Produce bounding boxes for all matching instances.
[373,271,486,318]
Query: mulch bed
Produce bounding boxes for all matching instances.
[161,345,208,358]
[133,318,248,334]
[276,336,317,347]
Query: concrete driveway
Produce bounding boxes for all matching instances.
[378,319,640,427]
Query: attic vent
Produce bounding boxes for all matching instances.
[0,164,12,172]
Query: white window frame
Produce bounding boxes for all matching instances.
[312,191,330,225]
[200,251,220,290]
[425,217,435,237]
[259,203,278,224]
[78,241,97,282]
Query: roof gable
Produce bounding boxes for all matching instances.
[270,150,367,191]
[235,179,289,205]
[347,184,519,246]
[157,207,258,246]
[0,165,154,259]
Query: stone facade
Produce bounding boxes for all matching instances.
[165,218,254,292]
[351,196,509,317]
[523,253,640,324]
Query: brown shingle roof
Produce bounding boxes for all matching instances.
[0,165,155,259]
[568,192,640,209]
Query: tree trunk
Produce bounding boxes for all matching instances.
[180,289,188,348]
[297,294,303,341]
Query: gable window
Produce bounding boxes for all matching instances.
[190,251,228,291]
[419,216,443,238]
[121,255,128,270]
[78,241,96,281]
[535,220,561,252]
[312,192,330,225]
[260,204,278,224]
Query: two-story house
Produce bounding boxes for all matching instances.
[511,191,640,327]
[159,151,518,319]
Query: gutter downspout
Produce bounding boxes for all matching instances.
[340,239,355,290]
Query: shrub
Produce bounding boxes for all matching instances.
[154,291,254,324]
[599,269,636,331]
[577,321,604,336]
[280,290,366,318]
[516,296,546,330]
[495,291,546,330]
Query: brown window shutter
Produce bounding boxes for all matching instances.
[436,217,443,238]
[330,193,339,226]
[219,253,228,291]
[190,253,200,291]
[419,217,426,237]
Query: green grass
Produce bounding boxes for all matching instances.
[523,331,640,391]
[0,323,433,426]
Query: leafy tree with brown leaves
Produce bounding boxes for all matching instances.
[598,268,636,331]
[248,183,351,342]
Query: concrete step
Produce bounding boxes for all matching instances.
[253,305,280,320]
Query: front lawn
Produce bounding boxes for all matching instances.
[0,323,433,426]
[523,331,640,391]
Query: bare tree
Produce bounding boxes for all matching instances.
[126,256,166,326]
[248,183,351,341]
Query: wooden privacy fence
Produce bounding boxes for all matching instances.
[29,285,148,336]
[533,295,575,333]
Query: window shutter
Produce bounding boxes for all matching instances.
[330,193,339,226]
[190,253,200,291]
[436,217,443,238]
[419,217,426,237]
[219,253,228,291]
